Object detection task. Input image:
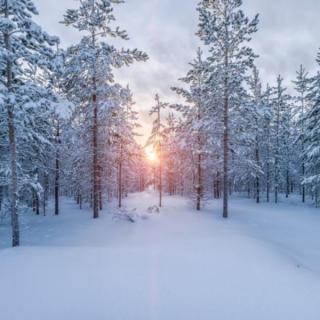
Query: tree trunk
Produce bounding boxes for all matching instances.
[275,184,278,204]
[223,22,229,218]
[5,0,20,246]
[285,169,290,198]
[301,93,306,203]
[266,161,270,203]
[118,158,122,208]
[92,28,99,219]
[35,193,40,215]
[275,92,280,204]
[159,147,162,208]
[223,93,229,217]
[302,163,305,203]
[196,153,201,211]
[158,104,162,208]
[99,190,103,211]
[255,145,260,204]
[92,91,99,218]
[43,173,48,216]
[55,120,60,216]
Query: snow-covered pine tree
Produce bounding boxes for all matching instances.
[0,0,58,246]
[246,66,264,203]
[292,65,310,203]
[108,87,140,208]
[147,94,168,207]
[272,76,292,203]
[46,48,70,216]
[62,0,147,218]
[197,0,259,217]
[304,53,320,206]
[172,48,209,210]
[260,84,274,202]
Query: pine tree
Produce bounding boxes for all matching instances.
[172,49,209,210]
[261,85,273,202]
[304,53,320,206]
[0,0,58,246]
[272,76,292,203]
[247,66,264,203]
[62,0,147,218]
[197,0,258,217]
[293,65,310,203]
[147,94,168,207]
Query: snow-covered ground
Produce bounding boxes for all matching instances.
[0,191,320,320]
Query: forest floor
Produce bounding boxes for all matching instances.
[0,190,320,320]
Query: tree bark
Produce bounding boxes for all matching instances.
[92,27,99,219]
[302,163,305,203]
[255,144,260,204]
[118,157,122,208]
[158,103,162,208]
[5,0,20,246]
[196,152,202,211]
[266,162,270,203]
[223,54,229,218]
[35,193,40,215]
[55,120,60,215]
[92,90,99,218]
[286,169,290,198]
[159,144,162,208]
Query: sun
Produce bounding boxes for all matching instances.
[145,146,158,162]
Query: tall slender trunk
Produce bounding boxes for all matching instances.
[286,169,290,198]
[91,27,99,219]
[118,148,122,208]
[196,98,202,211]
[55,120,60,215]
[99,190,103,210]
[43,173,48,216]
[255,141,260,204]
[266,137,270,202]
[98,165,102,211]
[275,91,280,204]
[266,161,270,203]
[35,193,40,215]
[158,105,162,208]
[217,171,221,198]
[302,163,305,203]
[275,162,279,204]
[159,143,162,208]
[5,0,19,247]
[301,93,306,203]
[43,193,46,216]
[92,89,99,218]
[196,152,202,211]
[223,52,229,218]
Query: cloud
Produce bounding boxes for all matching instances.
[34,0,320,142]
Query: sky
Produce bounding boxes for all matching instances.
[34,0,320,143]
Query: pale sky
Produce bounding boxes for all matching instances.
[34,0,320,143]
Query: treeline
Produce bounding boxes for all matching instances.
[0,0,148,246]
[1,0,320,248]
[147,0,320,214]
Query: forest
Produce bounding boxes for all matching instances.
[1,1,320,319]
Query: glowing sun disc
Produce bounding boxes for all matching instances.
[145,146,157,162]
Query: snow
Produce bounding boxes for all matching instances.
[0,191,320,320]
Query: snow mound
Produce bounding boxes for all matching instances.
[113,207,149,223]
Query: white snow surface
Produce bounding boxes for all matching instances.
[0,190,320,320]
